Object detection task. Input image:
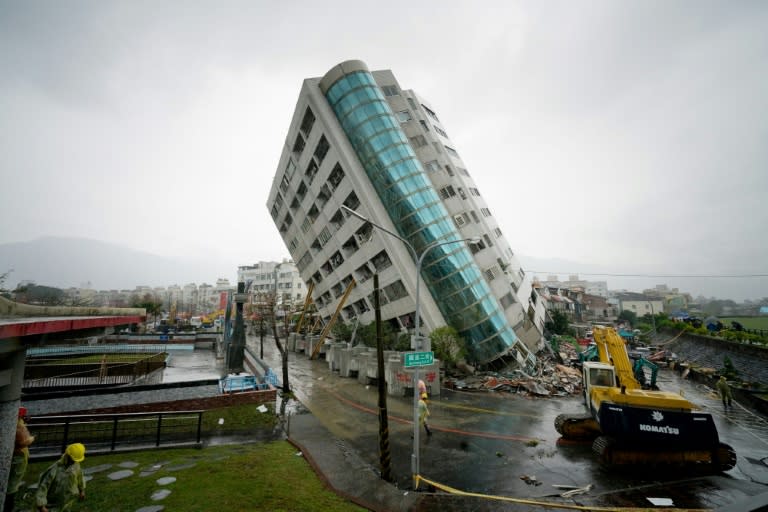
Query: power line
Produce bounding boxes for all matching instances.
[527,271,768,279]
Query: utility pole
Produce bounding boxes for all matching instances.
[374,273,392,481]
[227,282,247,373]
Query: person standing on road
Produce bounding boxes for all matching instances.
[418,393,432,436]
[716,376,733,409]
[34,443,86,512]
[4,407,35,512]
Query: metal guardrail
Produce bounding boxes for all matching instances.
[26,411,204,458]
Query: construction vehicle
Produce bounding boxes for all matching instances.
[555,326,736,472]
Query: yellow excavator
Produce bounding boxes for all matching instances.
[555,326,736,471]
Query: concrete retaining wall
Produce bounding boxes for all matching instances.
[45,388,277,416]
[290,336,441,397]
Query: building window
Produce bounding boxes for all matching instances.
[301,217,311,234]
[285,159,296,179]
[314,135,330,165]
[300,107,315,137]
[381,85,399,97]
[422,104,440,122]
[419,120,429,132]
[384,280,408,302]
[318,227,331,246]
[433,125,448,138]
[457,167,470,177]
[407,97,418,110]
[483,234,493,247]
[481,208,491,217]
[280,174,290,193]
[470,210,480,223]
[328,163,345,190]
[343,191,360,210]
[494,227,502,237]
[395,110,411,123]
[368,290,389,307]
[297,251,312,272]
[409,135,428,148]
[296,181,307,200]
[470,188,480,197]
[453,214,466,227]
[457,188,467,200]
[423,160,440,172]
[484,266,499,281]
[293,133,305,154]
[371,250,392,272]
[432,142,442,154]
[444,145,459,157]
[438,185,456,199]
[305,159,319,184]
[470,238,486,254]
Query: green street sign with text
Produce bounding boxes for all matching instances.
[404,351,434,368]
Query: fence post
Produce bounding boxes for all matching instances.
[62,418,70,454]
[196,412,202,444]
[111,416,118,451]
[156,413,163,447]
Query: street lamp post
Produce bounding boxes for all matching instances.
[341,205,478,489]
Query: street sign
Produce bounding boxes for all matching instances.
[404,351,434,368]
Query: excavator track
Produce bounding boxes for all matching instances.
[554,413,601,440]
[593,436,737,472]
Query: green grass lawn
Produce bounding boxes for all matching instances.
[721,317,768,330]
[17,442,366,512]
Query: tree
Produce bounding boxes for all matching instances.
[0,269,11,297]
[263,292,290,393]
[133,293,163,327]
[617,310,637,327]
[545,310,572,335]
[429,326,466,368]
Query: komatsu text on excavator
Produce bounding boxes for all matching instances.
[555,326,736,472]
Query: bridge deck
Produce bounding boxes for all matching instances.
[0,315,145,339]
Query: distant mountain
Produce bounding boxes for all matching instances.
[0,237,231,290]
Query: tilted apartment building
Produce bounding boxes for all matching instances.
[267,60,545,368]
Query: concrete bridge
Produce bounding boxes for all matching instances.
[0,296,145,497]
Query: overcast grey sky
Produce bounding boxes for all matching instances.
[1,0,766,300]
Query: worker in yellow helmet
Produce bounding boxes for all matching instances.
[4,407,35,512]
[34,443,86,512]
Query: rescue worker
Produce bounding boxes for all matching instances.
[4,407,35,512]
[418,392,432,436]
[34,443,86,512]
[716,376,733,409]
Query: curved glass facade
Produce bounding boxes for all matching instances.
[324,69,520,363]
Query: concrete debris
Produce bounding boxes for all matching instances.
[560,483,592,497]
[520,475,542,486]
[443,349,584,398]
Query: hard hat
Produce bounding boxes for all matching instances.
[18,407,27,418]
[65,443,86,462]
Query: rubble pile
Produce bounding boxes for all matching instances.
[444,349,584,398]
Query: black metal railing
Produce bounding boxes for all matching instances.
[26,411,204,458]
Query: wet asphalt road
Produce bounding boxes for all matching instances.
[251,335,768,509]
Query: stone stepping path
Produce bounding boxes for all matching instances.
[78,458,187,511]
[84,463,113,474]
[108,469,135,481]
